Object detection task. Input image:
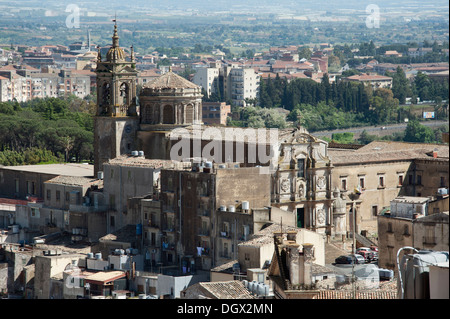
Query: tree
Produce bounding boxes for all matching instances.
[358,130,377,144]
[390,66,411,104]
[298,46,312,59]
[404,120,435,143]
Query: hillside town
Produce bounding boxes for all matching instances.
[0,17,449,302]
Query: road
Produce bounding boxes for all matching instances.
[310,120,449,140]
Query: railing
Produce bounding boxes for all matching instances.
[219,231,231,239]
[162,243,175,251]
[198,229,210,236]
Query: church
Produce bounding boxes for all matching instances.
[93,22,342,241]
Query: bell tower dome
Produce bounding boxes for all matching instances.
[94,20,139,175]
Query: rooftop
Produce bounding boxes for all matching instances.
[85,270,126,284]
[344,74,393,81]
[239,222,299,248]
[194,281,256,299]
[329,141,449,165]
[107,155,176,169]
[0,163,94,177]
[391,196,430,204]
[44,175,103,187]
[144,70,199,89]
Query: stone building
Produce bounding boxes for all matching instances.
[158,163,271,271]
[93,22,140,175]
[377,195,449,272]
[329,141,449,237]
[92,24,335,255]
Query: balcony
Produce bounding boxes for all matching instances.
[201,247,211,256]
[145,221,159,229]
[198,229,210,237]
[219,231,231,239]
[198,210,210,217]
[162,242,175,251]
[163,226,176,233]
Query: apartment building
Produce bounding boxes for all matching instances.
[201,101,231,125]
[228,67,259,107]
[0,65,91,101]
[192,67,220,98]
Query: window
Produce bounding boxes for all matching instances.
[372,206,378,217]
[56,190,60,201]
[359,177,365,189]
[65,192,70,202]
[403,225,410,236]
[440,176,446,187]
[109,195,115,209]
[110,215,115,227]
[341,178,347,191]
[398,175,403,186]
[297,159,305,178]
[379,176,385,188]
[417,175,422,185]
[15,179,19,193]
[387,222,393,233]
[27,181,36,195]
[47,190,51,200]
[409,174,413,185]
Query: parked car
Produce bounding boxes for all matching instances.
[356,247,372,254]
[370,245,378,252]
[356,250,374,263]
[371,251,379,261]
[335,254,365,264]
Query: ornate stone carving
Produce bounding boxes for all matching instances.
[317,176,326,189]
[298,182,305,197]
[280,178,290,193]
[317,208,325,224]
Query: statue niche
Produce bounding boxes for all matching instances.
[120,82,129,106]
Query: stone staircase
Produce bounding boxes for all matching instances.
[325,241,352,265]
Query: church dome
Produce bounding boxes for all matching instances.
[106,46,125,62]
[106,24,125,62]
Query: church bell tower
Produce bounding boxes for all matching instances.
[94,20,139,175]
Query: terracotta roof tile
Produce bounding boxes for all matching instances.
[145,71,199,89]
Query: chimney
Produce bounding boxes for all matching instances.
[299,243,314,287]
[287,243,301,286]
[286,230,297,242]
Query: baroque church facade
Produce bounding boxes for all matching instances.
[94,24,343,239]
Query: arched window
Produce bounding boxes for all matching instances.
[185,104,194,124]
[102,82,111,106]
[163,105,174,124]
